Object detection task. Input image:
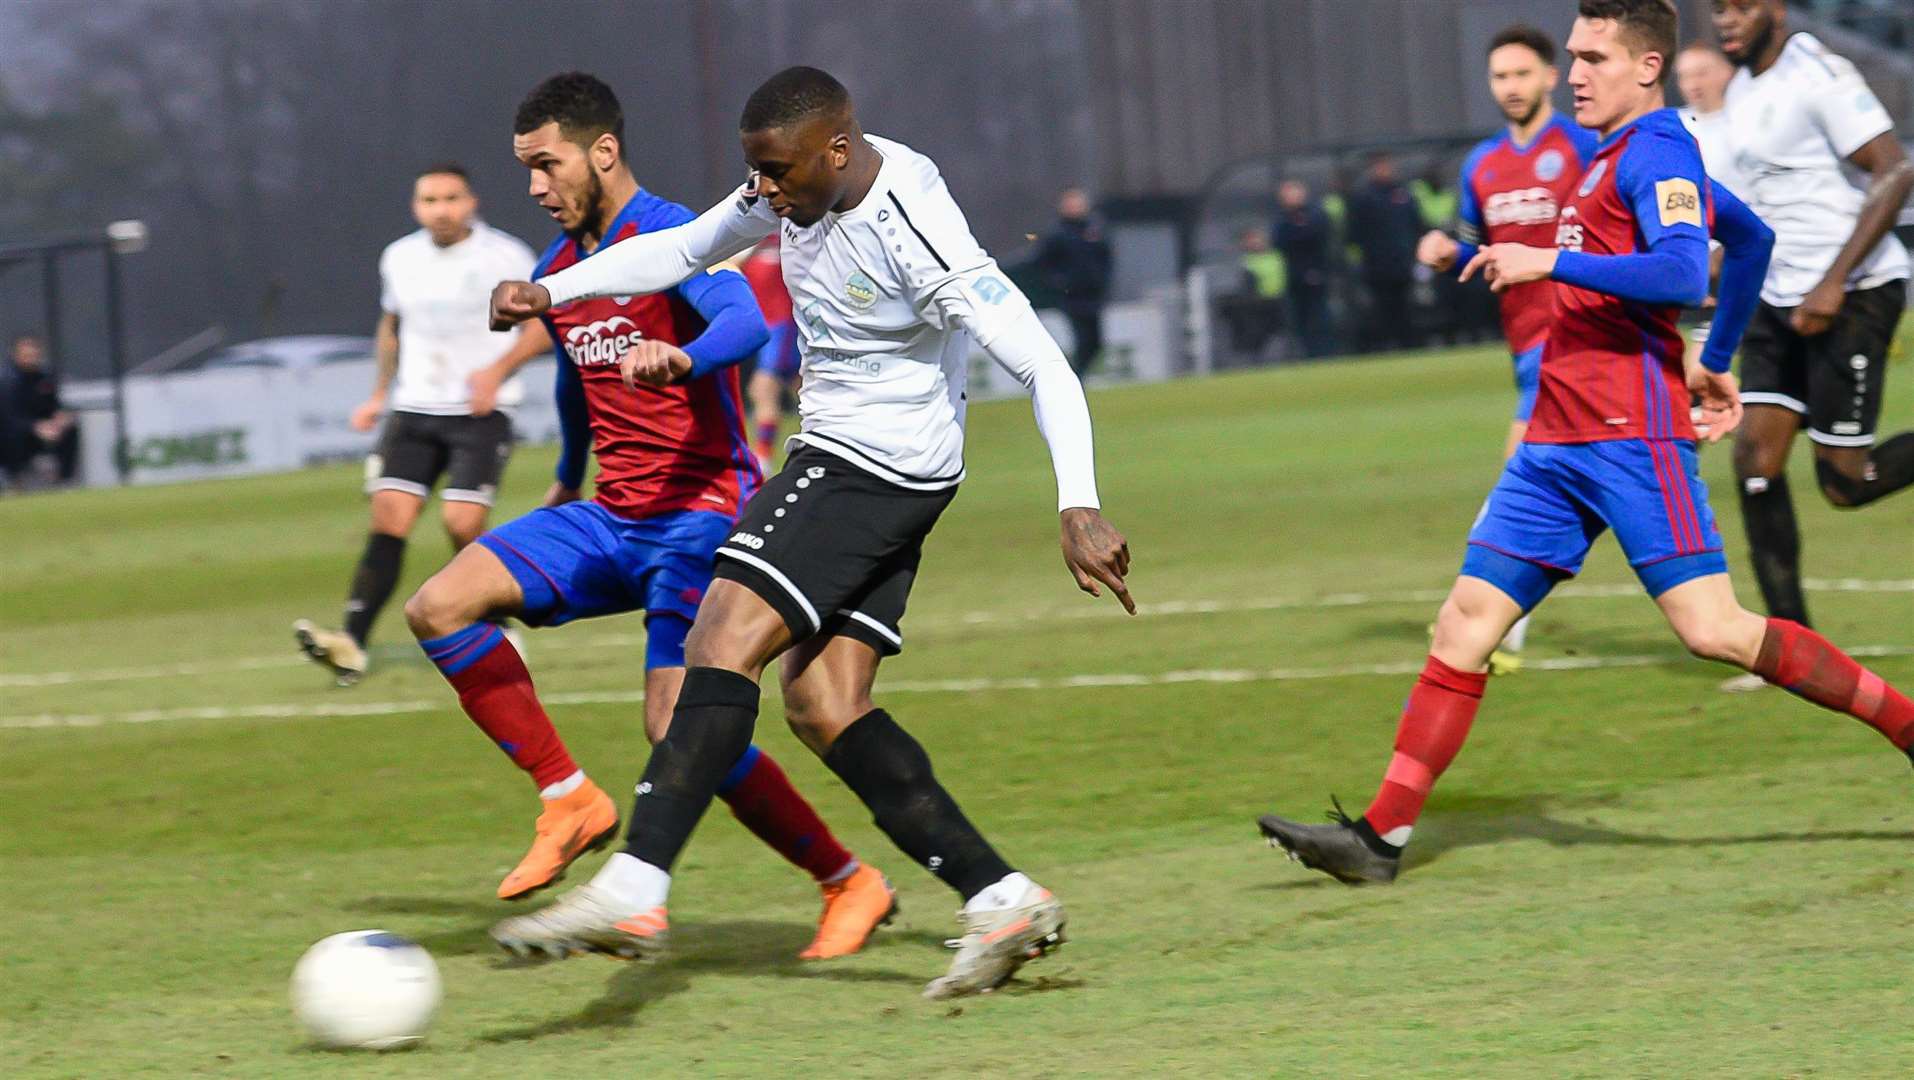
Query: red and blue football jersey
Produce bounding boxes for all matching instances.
[1528,109,1714,445]
[536,191,761,520]
[1457,114,1599,355]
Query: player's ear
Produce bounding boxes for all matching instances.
[829,132,851,170]
[1638,50,1665,90]
[591,132,620,173]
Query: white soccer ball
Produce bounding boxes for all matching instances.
[290,930,441,1050]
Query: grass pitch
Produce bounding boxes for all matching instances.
[4,344,1912,1077]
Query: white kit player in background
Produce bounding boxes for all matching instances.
[1712,0,1914,693]
[485,67,1131,999]
[295,163,550,687]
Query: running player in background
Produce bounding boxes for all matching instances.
[295,164,548,687]
[1675,42,1746,425]
[486,66,1131,997]
[1712,0,1914,683]
[739,237,800,469]
[1260,0,1914,886]
[401,73,893,959]
[1417,22,1598,673]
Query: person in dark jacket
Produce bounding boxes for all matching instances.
[1,334,79,486]
[1031,186,1114,373]
[1272,179,1338,358]
[1346,153,1427,352]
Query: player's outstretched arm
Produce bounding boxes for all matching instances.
[550,348,590,502]
[931,279,1134,614]
[1794,133,1914,335]
[1697,180,1775,375]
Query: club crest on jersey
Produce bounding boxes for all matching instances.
[844,270,878,310]
[1534,148,1565,183]
[1655,178,1702,228]
[1577,159,1608,197]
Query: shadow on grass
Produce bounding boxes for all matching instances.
[476,918,935,1044]
[1407,792,1914,871]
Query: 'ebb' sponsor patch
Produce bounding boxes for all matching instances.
[1655,178,1702,228]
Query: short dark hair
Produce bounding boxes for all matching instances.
[740,66,850,132]
[515,72,625,154]
[1489,23,1556,66]
[1578,0,1679,81]
[416,161,469,184]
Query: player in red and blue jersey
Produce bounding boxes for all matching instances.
[739,237,800,469]
[1260,0,1914,886]
[1420,22,1599,672]
[401,73,896,958]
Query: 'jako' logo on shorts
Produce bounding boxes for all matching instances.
[728,531,765,550]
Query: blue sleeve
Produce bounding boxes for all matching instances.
[1451,140,1493,277]
[1568,123,1601,169]
[1699,180,1776,373]
[675,269,770,381]
[1550,129,1710,307]
[551,323,591,490]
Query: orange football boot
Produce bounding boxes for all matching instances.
[798,863,897,959]
[497,780,620,901]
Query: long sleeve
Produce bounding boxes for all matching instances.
[1550,127,1712,308]
[1699,179,1776,373]
[552,342,591,490]
[675,269,771,380]
[537,185,777,306]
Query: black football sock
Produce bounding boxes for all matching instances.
[1738,473,1810,626]
[621,666,760,870]
[343,532,407,647]
[1812,433,1914,508]
[824,709,1014,901]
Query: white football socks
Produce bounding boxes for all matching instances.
[591,852,671,910]
[1378,825,1413,848]
[962,871,1039,914]
[539,769,585,800]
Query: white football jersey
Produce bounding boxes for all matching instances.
[1680,107,1748,200]
[380,223,537,415]
[1723,32,1909,306]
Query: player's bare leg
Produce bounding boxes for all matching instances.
[1724,404,1806,691]
[295,489,423,686]
[1261,575,1521,883]
[1491,418,1532,675]
[407,544,617,900]
[780,633,1058,986]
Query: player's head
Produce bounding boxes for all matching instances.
[738,66,858,228]
[411,163,476,247]
[1675,42,1735,113]
[10,333,45,369]
[513,72,627,238]
[1566,0,1679,133]
[1058,186,1092,222]
[1486,23,1559,127]
[1713,0,1785,68]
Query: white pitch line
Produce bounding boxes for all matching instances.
[10,645,1914,731]
[4,577,1912,691]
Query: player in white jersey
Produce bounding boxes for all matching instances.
[295,164,549,686]
[1712,1,1914,667]
[485,67,1132,999]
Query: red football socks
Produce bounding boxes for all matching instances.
[1753,618,1914,750]
[1364,655,1489,843]
[426,624,579,790]
[719,746,856,882]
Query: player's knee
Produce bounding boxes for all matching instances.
[1812,457,1869,509]
[1673,619,1740,663]
[403,580,469,641]
[1731,434,1781,481]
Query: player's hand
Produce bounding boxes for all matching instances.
[490,281,552,330]
[1460,243,1559,293]
[1789,279,1845,336]
[1416,230,1460,272]
[542,482,581,507]
[468,365,503,417]
[1688,366,1743,444]
[1060,507,1134,615]
[349,394,385,433]
[620,340,694,388]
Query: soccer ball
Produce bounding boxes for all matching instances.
[290,930,441,1050]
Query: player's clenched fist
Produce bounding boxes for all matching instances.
[490,281,552,330]
[620,339,693,389]
[1416,230,1460,272]
[1060,507,1135,615]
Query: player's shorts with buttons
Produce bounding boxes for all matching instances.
[1465,439,1726,604]
[477,502,730,668]
[713,445,957,656]
[1737,279,1905,448]
[367,410,515,505]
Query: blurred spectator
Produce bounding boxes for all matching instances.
[1221,226,1287,359]
[1346,152,1426,352]
[1,334,80,487]
[1273,179,1338,358]
[1411,166,1469,344]
[1028,186,1113,373]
